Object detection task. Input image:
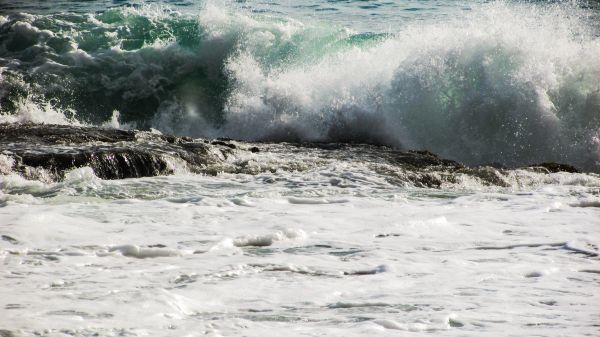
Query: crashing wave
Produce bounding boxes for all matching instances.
[0,2,599,170]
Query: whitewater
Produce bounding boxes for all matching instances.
[1,0,599,336]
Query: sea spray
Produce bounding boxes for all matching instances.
[0,1,599,169]
[222,2,600,169]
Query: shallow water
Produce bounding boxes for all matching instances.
[1,166,600,336]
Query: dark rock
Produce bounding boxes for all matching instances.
[412,173,442,188]
[18,149,170,180]
[0,123,586,187]
[460,166,510,187]
[0,123,136,144]
[528,162,580,173]
[211,140,236,149]
[402,150,464,169]
[0,123,218,180]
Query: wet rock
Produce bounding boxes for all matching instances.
[0,123,136,144]
[527,162,580,173]
[17,149,171,180]
[403,150,464,169]
[461,166,511,187]
[0,123,586,187]
[211,140,237,149]
[412,173,442,188]
[0,123,221,180]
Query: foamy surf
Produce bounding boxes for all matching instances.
[1,1,599,337]
[0,1,599,169]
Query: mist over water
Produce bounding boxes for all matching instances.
[1,0,599,169]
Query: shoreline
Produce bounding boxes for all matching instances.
[0,122,588,188]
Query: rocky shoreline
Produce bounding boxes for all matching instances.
[0,123,582,187]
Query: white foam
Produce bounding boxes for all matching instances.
[101,110,122,129]
[1,3,600,336]
[373,319,428,331]
[108,245,181,258]
[0,97,79,125]
[220,2,600,169]
[1,174,599,336]
[288,197,350,205]
[233,228,307,247]
[565,240,599,256]
[0,154,15,175]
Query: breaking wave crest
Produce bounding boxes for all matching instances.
[1,1,599,170]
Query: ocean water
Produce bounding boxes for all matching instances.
[1,1,600,336]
